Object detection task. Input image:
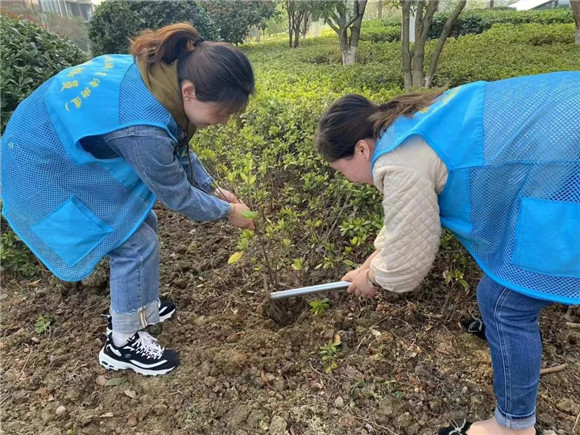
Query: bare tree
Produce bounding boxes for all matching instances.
[572,0,580,45]
[401,0,467,89]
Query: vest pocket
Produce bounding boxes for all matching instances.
[32,196,112,267]
[512,197,580,277]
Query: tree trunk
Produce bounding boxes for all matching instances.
[378,0,383,19]
[425,0,467,87]
[401,1,412,89]
[571,0,580,45]
[343,1,365,65]
[411,1,426,87]
[293,26,300,47]
[489,0,494,8]
[301,12,310,38]
[339,30,351,65]
[287,2,293,48]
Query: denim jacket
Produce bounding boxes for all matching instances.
[81,125,231,222]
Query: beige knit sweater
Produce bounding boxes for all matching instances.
[370,136,449,293]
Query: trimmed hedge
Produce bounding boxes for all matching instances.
[359,8,575,43]
[427,7,574,39]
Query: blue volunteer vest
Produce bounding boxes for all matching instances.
[372,72,580,304]
[1,55,179,281]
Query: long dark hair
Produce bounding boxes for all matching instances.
[130,22,255,114]
[316,91,443,162]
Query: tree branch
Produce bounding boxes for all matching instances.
[425,0,466,87]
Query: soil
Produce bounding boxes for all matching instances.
[1,206,579,435]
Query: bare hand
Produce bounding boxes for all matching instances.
[346,270,377,299]
[228,203,255,230]
[215,188,240,204]
[341,268,362,282]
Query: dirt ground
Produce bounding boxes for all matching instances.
[1,206,579,435]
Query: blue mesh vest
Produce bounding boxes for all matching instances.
[1,55,178,281]
[371,72,580,304]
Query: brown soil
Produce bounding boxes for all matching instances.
[1,206,579,435]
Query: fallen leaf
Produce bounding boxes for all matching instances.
[100,412,114,418]
[124,389,137,399]
[370,328,382,337]
[227,251,244,264]
[27,279,41,287]
[105,377,126,386]
[95,375,107,386]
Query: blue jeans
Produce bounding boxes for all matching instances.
[477,275,553,429]
[107,211,160,333]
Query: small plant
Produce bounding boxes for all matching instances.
[0,228,39,278]
[228,227,255,264]
[34,315,54,334]
[309,298,330,315]
[319,334,341,373]
[443,268,469,292]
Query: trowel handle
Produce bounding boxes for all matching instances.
[269,281,350,300]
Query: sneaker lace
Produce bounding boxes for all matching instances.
[133,331,164,359]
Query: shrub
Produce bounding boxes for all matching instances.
[0,5,90,51]
[359,21,401,43]
[0,12,87,133]
[428,8,573,39]
[88,0,218,56]
[191,20,580,282]
[0,217,40,278]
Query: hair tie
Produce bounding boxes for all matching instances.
[379,102,393,111]
[193,37,204,47]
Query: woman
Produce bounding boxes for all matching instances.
[316,72,580,434]
[1,23,256,376]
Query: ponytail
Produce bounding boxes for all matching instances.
[371,90,444,137]
[130,22,254,115]
[316,90,444,162]
[130,22,201,64]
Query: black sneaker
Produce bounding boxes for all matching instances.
[99,330,179,376]
[102,299,176,335]
[460,317,487,340]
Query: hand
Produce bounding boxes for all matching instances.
[228,203,255,230]
[341,267,362,282]
[347,270,378,299]
[215,188,240,204]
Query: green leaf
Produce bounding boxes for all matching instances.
[227,251,244,264]
[241,210,258,219]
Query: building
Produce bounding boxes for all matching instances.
[2,0,101,22]
[508,0,571,11]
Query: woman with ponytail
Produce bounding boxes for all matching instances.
[316,72,580,435]
[1,23,256,376]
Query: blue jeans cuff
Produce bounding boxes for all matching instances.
[110,298,160,334]
[495,406,536,429]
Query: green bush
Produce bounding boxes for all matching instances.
[0,217,40,278]
[190,20,580,280]
[88,0,219,56]
[0,12,88,134]
[432,25,580,87]
[0,4,90,51]
[428,8,573,39]
[483,22,575,45]
[359,21,400,43]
